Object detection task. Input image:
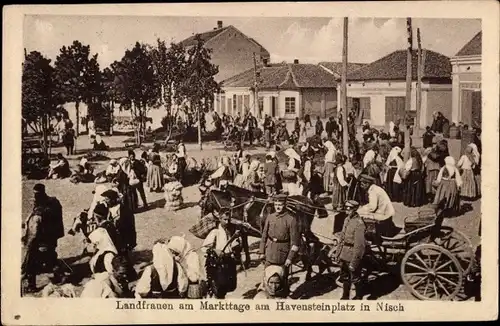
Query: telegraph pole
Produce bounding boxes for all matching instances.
[341,17,349,155]
[253,52,260,118]
[416,28,423,137]
[404,18,413,161]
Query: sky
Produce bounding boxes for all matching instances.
[24,16,481,68]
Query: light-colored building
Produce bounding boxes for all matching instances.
[450,31,481,128]
[217,60,338,119]
[338,49,452,128]
[179,21,270,83]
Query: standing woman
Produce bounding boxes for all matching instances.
[456,146,477,200]
[402,147,426,207]
[148,144,165,193]
[433,156,462,217]
[282,148,302,195]
[424,145,442,203]
[468,143,481,198]
[384,146,404,202]
[115,158,139,213]
[323,141,337,193]
[330,154,348,211]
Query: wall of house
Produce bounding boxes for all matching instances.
[451,57,481,123]
[206,27,270,83]
[340,80,452,128]
[426,88,453,127]
[301,88,337,119]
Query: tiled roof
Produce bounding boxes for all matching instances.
[318,62,367,76]
[222,63,337,89]
[455,31,482,57]
[345,49,451,81]
[179,27,229,47]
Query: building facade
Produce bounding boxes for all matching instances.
[179,21,270,83]
[450,31,482,128]
[217,62,337,119]
[339,49,453,128]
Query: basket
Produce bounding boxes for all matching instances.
[404,207,437,233]
[187,283,203,299]
[189,215,218,239]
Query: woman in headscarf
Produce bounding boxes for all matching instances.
[147,144,164,193]
[457,146,477,200]
[166,236,203,294]
[210,156,233,188]
[402,147,426,207]
[254,265,288,299]
[113,158,138,213]
[282,148,301,195]
[384,146,404,202]
[244,160,263,192]
[424,145,442,202]
[323,140,337,193]
[433,156,462,216]
[468,143,481,198]
[135,239,189,298]
[330,154,348,211]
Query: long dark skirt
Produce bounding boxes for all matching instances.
[433,179,460,215]
[385,167,402,202]
[403,170,426,207]
[119,183,138,213]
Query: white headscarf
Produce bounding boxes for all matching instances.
[284,148,301,162]
[436,156,462,187]
[263,265,285,296]
[95,135,103,144]
[166,236,201,283]
[88,185,109,218]
[324,141,337,162]
[386,146,403,167]
[88,228,118,274]
[152,242,177,291]
[389,121,396,137]
[249,160,260,172]
[467,143,480,165]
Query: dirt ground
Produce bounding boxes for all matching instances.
[21,131,480,300]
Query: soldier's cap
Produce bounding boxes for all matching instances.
[93,203,109,218]
[345,200,360,210]
[33,183,46,193]
[101,189,120,202]
[359,174,376,184]
[272,193,288,203]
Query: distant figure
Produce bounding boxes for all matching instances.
[315,116,324,137]
[62,127,76,155]
[422,126,435,149]
[47,153,71,179]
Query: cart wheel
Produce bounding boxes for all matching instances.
[429,226,474,275]
[401,243,463,301]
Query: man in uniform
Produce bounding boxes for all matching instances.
[337,200,366,300]
[22,184,65,293]
[258,194,300,296]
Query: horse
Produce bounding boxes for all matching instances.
[200,183,331,280]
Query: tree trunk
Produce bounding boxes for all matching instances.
[41,115,49,156]
[110,100,114,136]
[75,101,80,136]
[197,103,202,151]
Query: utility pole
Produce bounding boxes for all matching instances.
[341,17,349,155]
[404,17,413,161]
[253,52,260,118]
[416,28,423,137]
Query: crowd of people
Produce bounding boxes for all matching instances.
[22,108,482,300]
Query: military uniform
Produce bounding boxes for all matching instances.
[337,200,366,300]
[259,198,300,267]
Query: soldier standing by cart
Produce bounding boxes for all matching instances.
[258,194,300,297]
[337,200,366,300]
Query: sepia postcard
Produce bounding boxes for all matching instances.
[2,2,499,324]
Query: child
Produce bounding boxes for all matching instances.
[422,126,435,149]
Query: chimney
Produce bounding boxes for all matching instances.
[263,58,269,66]
[217,20,223,29]
[293,59,299,64]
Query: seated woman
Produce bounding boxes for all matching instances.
[135,239,189,299]
[47,153,71,179]
[254,265,288,299]
[93,135,109,151]
[209,156,233,188]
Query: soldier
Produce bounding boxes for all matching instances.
[21,184,66,293]
[258,194,300,296]
[337,200,366,300]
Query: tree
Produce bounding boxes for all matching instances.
[22,51,62,154]
[53,40,100,136]
[102,65,117,135]
[149,39,189,143]
[183,35,220,150]
[113,42,161,144]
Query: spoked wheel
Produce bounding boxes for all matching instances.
[401,244,463,301]
[428,226,474,275]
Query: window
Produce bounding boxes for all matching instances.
[258,97,264,112]
[232,94,237,111]
[285,97,296,114]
